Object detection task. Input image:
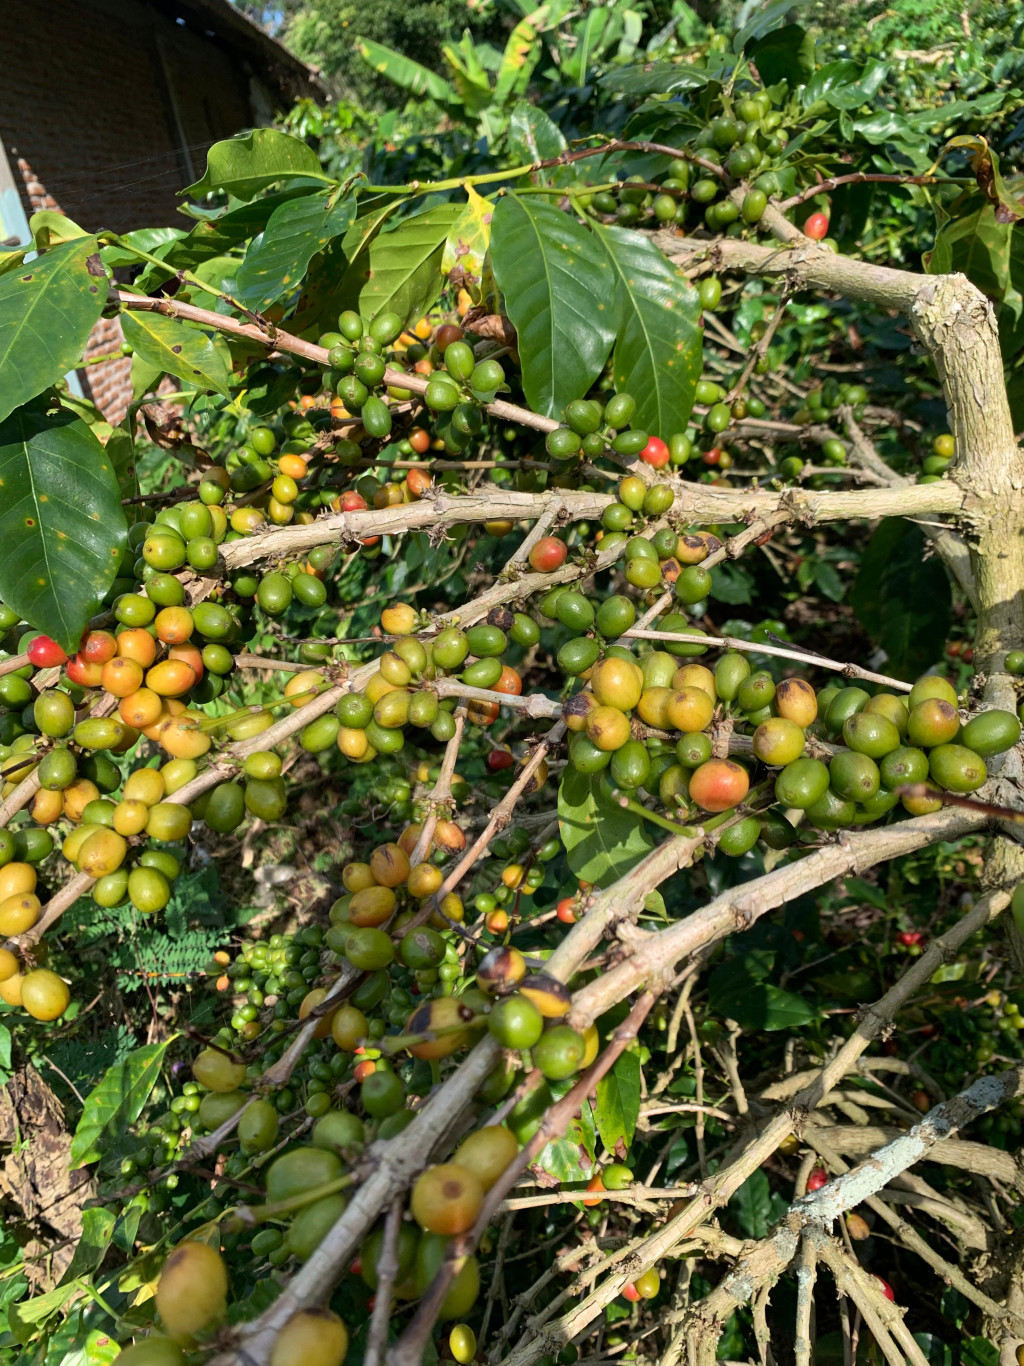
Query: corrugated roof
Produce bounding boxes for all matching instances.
[147,0,326,102]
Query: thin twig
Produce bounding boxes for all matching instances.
[793,1235,817,1366]
[364,1199,405,1366]
[621,628,912,690]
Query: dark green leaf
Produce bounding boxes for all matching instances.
[595,1050,642,1153]
[803,59,889,111]
[120,310,231,395]
[925,201,1024,323]
[99,227,187,269]
[711,562,755,605]
[600,63,708,96]
[624,101,703,147]
[734,0,809,51]
[709,950,774,996]
[849,110,917,148]
[294,195,405,334]
[113,1203,142,1256]
[7,1282,82,1344]
[491,197,615,418]
[741,984,816,1031]
[850,519,952,680]
[236,191,356,312]
[579,1098,597,1162]
[106,419,139,523]
[59,1208,116,1284]
[729,1167,772,1238]
[912,1335,952,1365]
[749,25,815,86]
[510,100,570,163]
[815,971,877,1002]
[940,1287,969,1327]
[0,400,128,652]
[537,1116,591,1184]
[558,768,653,888]
[814,560,844,602]
[507,102,570,185]
[161,190,315,278]
[337,203,461,326]
[961,1339,998,1366]
[594,223,703,437]
[70,1039,173,1167]
[708,955,815,1030]
[0,235,105,427]
[183,128,328,201]
[357,38,458,103]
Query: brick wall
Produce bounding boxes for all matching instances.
[0,0,258,419]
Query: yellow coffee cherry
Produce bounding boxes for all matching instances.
[124,767,166,805]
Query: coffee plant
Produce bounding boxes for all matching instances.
[2,5,1024,1366]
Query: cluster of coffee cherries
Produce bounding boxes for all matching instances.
[0,860,69,1019]
[917,433,956,484]
[116,1238,348,1366]
[572,84,797,236]
[563,641,1019,840]
[541,389,693,473]
[125,887,599,1358]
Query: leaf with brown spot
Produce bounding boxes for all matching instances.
[120,311,230,395]
[940,135,1024,225]
[0,234,104,426]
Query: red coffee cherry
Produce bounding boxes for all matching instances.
[556,897,577,924]
[805,1167,827,1192]
[639,435,670,468]
[874,1275,895,1301]
[688,759,750,812]
[804,212,829,240]
[528,537,568,572]
[27,635,68,667]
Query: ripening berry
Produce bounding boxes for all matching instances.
[583,1173,605,1207]
[874,1275,895,1302]
[21,969,71,1021]
[528,536,568,572]
[270,1309,349,1366]
[411,1163,484,1234]
[449,1324,477,1365]
[192,1047,246,1093]
[155,1241,228,1344]
[111,1339,185,1366]
[639,436,670,468]
[27,634,68,667]
[453,1125,519,1190]
[688,759,749,812]
[804,212,829,240]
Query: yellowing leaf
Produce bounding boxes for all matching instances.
[441,186,495,298]
[495,8,547,107]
